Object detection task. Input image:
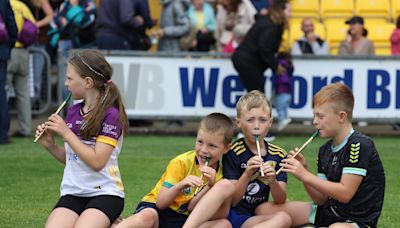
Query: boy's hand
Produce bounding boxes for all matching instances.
[177,175,203,190]
[199,165,216,187]
[261,164,278,185]
[280,157,308,181]
[288,147,308,168]
[244,155,264,177]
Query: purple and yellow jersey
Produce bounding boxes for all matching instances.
[141,150,223,215]
[60,102,124,198]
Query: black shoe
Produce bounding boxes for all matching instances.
[12,131,32,138]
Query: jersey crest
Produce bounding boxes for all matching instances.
[350,142,360,164]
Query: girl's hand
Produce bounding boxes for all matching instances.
[35,123,55,148]
[244,155,264,177]
[177,175,203,190]
[199,165,216,187]
[45,114,72,140]
[261,164,277,185]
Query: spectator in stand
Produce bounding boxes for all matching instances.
[153,0,191,52]
[96,0,154,50]
[221,23,250,53]
[338,16,375,55]
[20,0,54,103]
[390,15,400,55]
[186,0,216,52]
[215,0,256,52]
[250,0,269,12]
[48,0,97,100]
[291,17,329,55]
[0,0,18,145]
[7,0,37,138]
[231,1,290,93]
[390,15,400,131]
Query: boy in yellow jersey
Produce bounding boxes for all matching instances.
[183,90,291,228]
[116,112,235,228]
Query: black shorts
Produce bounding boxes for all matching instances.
[313,204,369,228]
[54,195,124,223]
[134,201,188,228]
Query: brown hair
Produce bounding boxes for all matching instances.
[199,113,235,145]
[236,90,272,118]
[68,50,128,140]
[313,83,354,121]
[269,0,289,28]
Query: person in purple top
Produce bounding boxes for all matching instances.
[35,50,129,227]
[274,51,293,131]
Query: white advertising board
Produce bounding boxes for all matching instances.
[106,55,400,121]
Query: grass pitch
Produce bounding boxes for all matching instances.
[0,135,397,227]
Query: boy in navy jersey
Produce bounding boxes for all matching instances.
[256,83,385,228]
[184,90,291,228]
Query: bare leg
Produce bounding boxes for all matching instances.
[329,223,359,228]
[74,208,110,228]
[242,211,292,228]
[115,208,158,228]
[255,201,311,226]
[45,207,79,228]
[198,219,232,228]
[183,179,234,228]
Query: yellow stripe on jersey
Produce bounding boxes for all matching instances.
[268,143,287,158]
[231,139,246,156]
[97,135,118,147]
[231,140,244,149]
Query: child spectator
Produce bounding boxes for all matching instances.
[274,51,293,131]
[183,90,291,228]
[256,83,385,228]
[116,112,235,228]
[35,50,128,227]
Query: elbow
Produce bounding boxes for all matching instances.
[155,201,168,210]
[90,162,107,172]
[337,194,353,204]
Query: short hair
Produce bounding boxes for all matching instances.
[236,90,272,118]
[200,113,235,145]
[313,83,354,120]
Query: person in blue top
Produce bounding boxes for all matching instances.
[0,0,17,144]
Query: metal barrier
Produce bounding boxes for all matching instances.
[8,47,52,115]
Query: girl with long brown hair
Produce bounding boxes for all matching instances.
[35,50,128,227]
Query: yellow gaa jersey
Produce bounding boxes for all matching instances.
[141,150,223,215]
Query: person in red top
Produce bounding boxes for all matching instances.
[390,15,400,55]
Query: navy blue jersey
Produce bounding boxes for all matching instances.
[317,130,385,227]
[223,138,287,215]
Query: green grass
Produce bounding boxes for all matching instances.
[0,136,397,227]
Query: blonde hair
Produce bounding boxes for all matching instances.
[313,83,354,121]
[236,90,272,118]
[68,50,128,140]
[200,113,235,145]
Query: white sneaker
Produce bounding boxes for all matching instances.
[277,118,292,131]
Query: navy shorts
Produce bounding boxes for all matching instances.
[227,208,252,228]
[54,194,124,223]
[134,201,188,228]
